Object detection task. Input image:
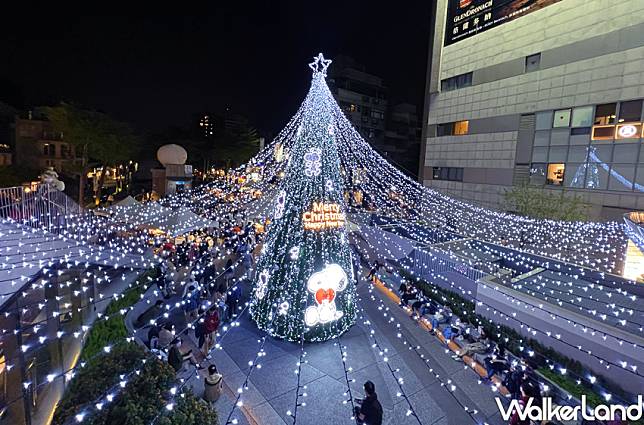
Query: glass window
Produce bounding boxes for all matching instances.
[571,106,593,127]
[585,163,609,189]
[616,123,641,140]
[565,163,585,188]
[638,144,644,164]
[448,168,458,181]
[534,130,550,146]
[550,128,570,145]
[546,163,565,186]
[432,167,441,179]
[635,166,644,192]
[453,120,469,135]
[437,123,453,136]
[570,127,591,136]
[532,147,548,162]
[593,144,613,163]
[553,109,571,127]
[613,143,639,163]
[591,126,615,140]
[608,164,635,191]
[570,131,591,145]
[535,111,553,130]
[457,73,472,88]
[525,53,541,73]
[618,100,642,123]
[549,146,568,162]
[455,168,464,181]
[529,163,546,185]
[594,103,616,125]
[447,78,457,91]
[568,146,590,162]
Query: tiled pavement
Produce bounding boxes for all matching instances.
[182,278,506,425]
[129,261,506,424]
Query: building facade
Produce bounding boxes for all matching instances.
[328,56,388,152]
[12,113,77,172]
[384,103,422,178]
[421,0,644,220]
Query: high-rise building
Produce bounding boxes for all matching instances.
[421,0,644,220]
[327,56,388,151]
[198,113,218,138]
[196,109,252,140]
[384,103,421,177]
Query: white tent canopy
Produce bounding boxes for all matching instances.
[115,195,140,207]
[0,218,153,309]
[151,209,217,237]
[107,201,172,225]
[106,202,215,237]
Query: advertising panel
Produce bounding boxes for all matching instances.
[444,0,563,46]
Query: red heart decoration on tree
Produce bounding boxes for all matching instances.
[315,288,335,304]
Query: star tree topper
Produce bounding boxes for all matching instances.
[309,53,332,76]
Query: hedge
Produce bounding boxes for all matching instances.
[80,268,158,361]
[54,343,218,425]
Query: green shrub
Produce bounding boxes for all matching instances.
[538,367,604,408]
[54,343,218,425]
[81,268,158,361]
[502,183,588,221]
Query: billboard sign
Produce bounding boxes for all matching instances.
[444,0,563,46]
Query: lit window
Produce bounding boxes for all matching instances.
[453,120,469,135]
[616,123,641,140]
[594,103,616,125]
[546,163,565,186]
[552,109,571,127]
[571,106,593,127]
[591,125,615,140]
[349,104,357,112]
[525,53,541,73]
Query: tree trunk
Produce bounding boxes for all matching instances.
[78,144,88,207]
[78,172,86,206]
[95,163,109,205]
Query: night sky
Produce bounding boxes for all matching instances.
[0,3,431,135]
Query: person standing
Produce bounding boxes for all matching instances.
[203,364,223,403]
[203,307,220,359]
[194,316,209,357]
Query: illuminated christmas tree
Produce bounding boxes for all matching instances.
[250,54,357,342]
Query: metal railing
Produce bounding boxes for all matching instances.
[0,185,82,234]
[624,212,644,252]
[411,248,488,282]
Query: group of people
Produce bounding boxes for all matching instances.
[132,216,259,406]
[390,273,610,425]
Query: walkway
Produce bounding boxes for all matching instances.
[151,272,507,425]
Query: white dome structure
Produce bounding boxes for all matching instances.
[157,144,188,166]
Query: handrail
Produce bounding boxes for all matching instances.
[0,184,82,234]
